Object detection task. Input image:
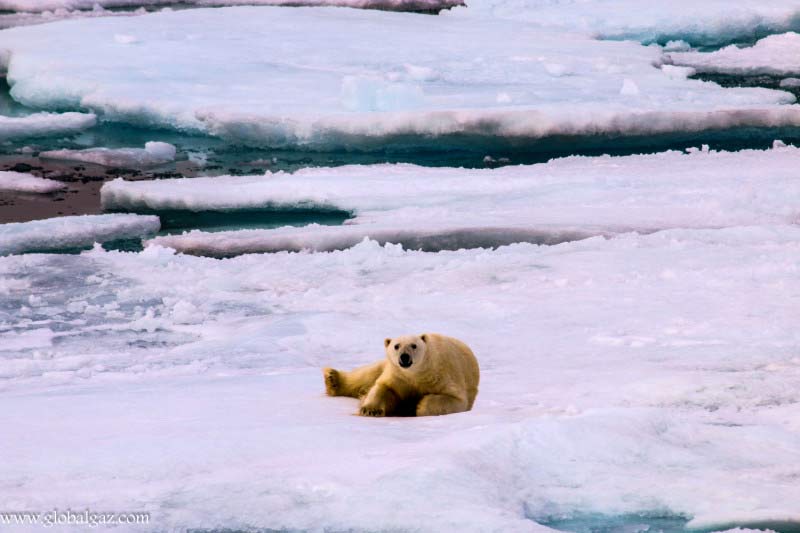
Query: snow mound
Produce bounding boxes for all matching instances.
[0,112,97,141]
[99,146,800,254]
[1,227,800,529]
[668,32,800,76]
[453,0,800,47]
[40,141,177,168]
[0,214,160,255]
[1,7,797,150]
[0,171,66,193]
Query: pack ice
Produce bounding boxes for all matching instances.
[2,227,800,530]
[98,146,800,254]
[40,141,177,168]
[0,7,798,150]
[454,0,800,46]
[669,32,800,76]
[0,171,65,193]
[0,214,160,255]
[0,112,96,141]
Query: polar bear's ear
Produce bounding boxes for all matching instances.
[420,334,427,343]
[384,338,392,348]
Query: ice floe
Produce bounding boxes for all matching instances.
[668,32,800,76]
[0,214,160,255]
[0,171,65,193]
[0,112,97,141]
[98,146,800,254]
[0,7,797,150]
[453,0,800,47]
[1,228,799,529]
[40,141,177,168]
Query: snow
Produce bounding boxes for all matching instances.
[1,227,799,530]
[0,171,66,193]
[98,146,800,254]
[668,32,800,76]
[0,7,798,150]
[3,0,800,529]
[0,214,160,255]
[452,0,800,47]
[40,141,177,168]
[0,112,97,141]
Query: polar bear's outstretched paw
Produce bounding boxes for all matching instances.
[323,367,341,396]
[359,405,386,417]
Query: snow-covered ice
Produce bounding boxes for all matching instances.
[669,32,800,76]
[98,146,800,254]
[0,214,160,255]
[3,0,800,529]
[40,141,177,168]
[453,0,800,47]
[0,171,66,193]
[0,7,798,150]
[0,112,97,141]
[1,227,799,530]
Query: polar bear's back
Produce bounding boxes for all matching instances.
[425,333,480,409]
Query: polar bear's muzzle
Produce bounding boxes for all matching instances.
[399,353,413,368]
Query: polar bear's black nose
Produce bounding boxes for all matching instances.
[399,353,412,368]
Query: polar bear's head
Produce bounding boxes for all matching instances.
[384,334,428,371]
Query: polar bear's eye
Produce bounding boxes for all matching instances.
[411,344,417,350]
[394,343,400,350]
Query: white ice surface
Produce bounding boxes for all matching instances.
[99,146,800,254]
[0,112,97,141]
[0,214,160,255]
[669,32,800,76]
[453,0,800,46]
[1,228,799,530]
[40,141,176,168]
[0,7,798,150]
[0,171,65,193]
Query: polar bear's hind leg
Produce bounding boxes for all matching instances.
[416,394,468,416]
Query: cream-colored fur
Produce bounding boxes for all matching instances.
[323,333,479,417]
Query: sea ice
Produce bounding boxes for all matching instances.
[0,112,97,141]
[668,32,800,76]
[452,0,800,47]
[97,146,800,254]
[40,141,177,168]
[0,213,160,255]
[0,171,66,193]
[0,7,797,150]
[0,228,799,530]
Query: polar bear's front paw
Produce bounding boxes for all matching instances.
[359,405,386,417]
[323,367,340,396]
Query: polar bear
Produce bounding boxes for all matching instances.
[323,333,479,417]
